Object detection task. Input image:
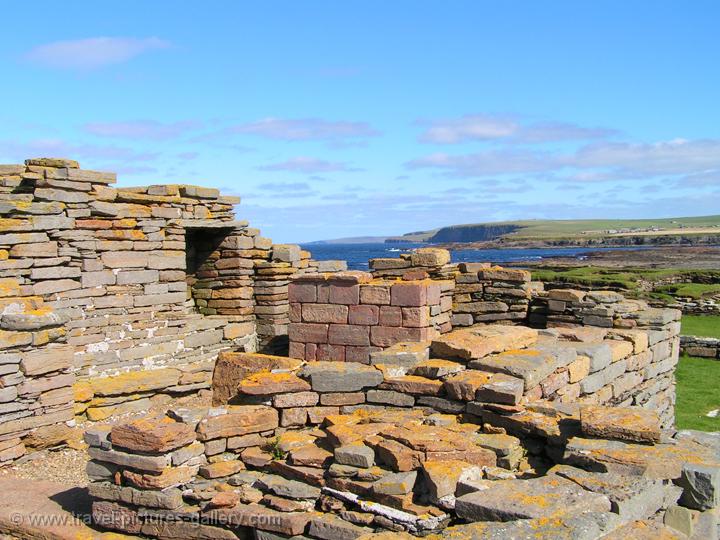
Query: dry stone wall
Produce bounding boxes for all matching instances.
[0,157,344,463]
[681,335,720,359]
[288,271,452,363]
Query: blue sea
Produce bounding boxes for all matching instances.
[300,242,641,271]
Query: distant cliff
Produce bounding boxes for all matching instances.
[426,224,522,243]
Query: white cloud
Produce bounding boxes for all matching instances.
[419,115,517,143]
[24,37,170,70]
[258,157,360,174]
[229,117,380,145]
[84,120,199,140]
[516,122,619,143]
[418,114,617,144]
[407,138,720,180]
[571,139,720,175]
[406,149,559,177]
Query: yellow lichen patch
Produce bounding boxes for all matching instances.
[0,250,7,260]
[501,348,541,356]
[73,381,94,403]
[0,219,26,231]
[88,368,180,397]
[0,278,21,298]
[112,218,138,228]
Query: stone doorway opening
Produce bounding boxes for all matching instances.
[185,227,232,315]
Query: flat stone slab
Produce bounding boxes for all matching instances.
[599,520,685,539]
[550,464,678,521]
[0,478,135,539]
[455,474,611,521]
[580,405,661,443]
[110,418,196,453]
[298,362,383,392]
[441,511,620,540]
[431,325,538,361]
[238,371,311,396]
[564,435,720,480]
[468,348,561,390]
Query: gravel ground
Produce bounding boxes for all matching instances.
[0,391,213,487]
[0,446,90,486]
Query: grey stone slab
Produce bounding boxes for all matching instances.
[468,349,561,390]
[88,481,183,509]
[335,444,375,469]
[679,463,720,511]
[298,362,383,392]
[455,475,611,522]
[580,360,627,394]
[308,514,371,540]
[441,512,620,540]
[573,343,612,373]
[255,474,321,500]
[551,464,676,521]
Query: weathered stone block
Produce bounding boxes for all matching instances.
[581,405,661,443]
[196,405,279,440]
[298,362,383,392]
[455,474,611,521]
[303,303,348,324]
[328,324,370,346]
[432,325,537,360]
[288,322,328,343]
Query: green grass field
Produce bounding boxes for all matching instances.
[675,355,720,431]
[530,267,720,294]
[655,283,720,299]
[392,214,720,242]
[681,315,720,339]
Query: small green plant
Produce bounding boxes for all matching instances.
[266,436,286,460]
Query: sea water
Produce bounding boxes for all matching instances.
[300,243,644,271]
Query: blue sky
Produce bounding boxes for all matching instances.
[1,1,719,242]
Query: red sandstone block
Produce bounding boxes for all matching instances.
[427,283,442,305]
[288,322,328,343]
[391,282,427,307]
[302,303,349,324]
[328,324,370,346]
[349,305,379,325]
[289,342,305,359]
[317,344,346,362]
[289,282,317,303]
[379,306,402,327]
[360,285,391,305]
[305,343,317,361]
[346,346,381,364]
[289,303,302,323]
[402,306,430,328]
[317,284,330,303]
[370,326,429,348]
[329,283,360,305]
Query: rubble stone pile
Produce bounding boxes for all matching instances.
[86,323,719,538]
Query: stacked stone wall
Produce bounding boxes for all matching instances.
[255,245,346,355]
[288,271,452,363]
[451,263,543,326]
[680,335,720,359]
[0,157,346,463]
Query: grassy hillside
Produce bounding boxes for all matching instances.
[387,215,720,244]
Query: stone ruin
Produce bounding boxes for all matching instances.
[0,157,346,464]
[0,158,718,539]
